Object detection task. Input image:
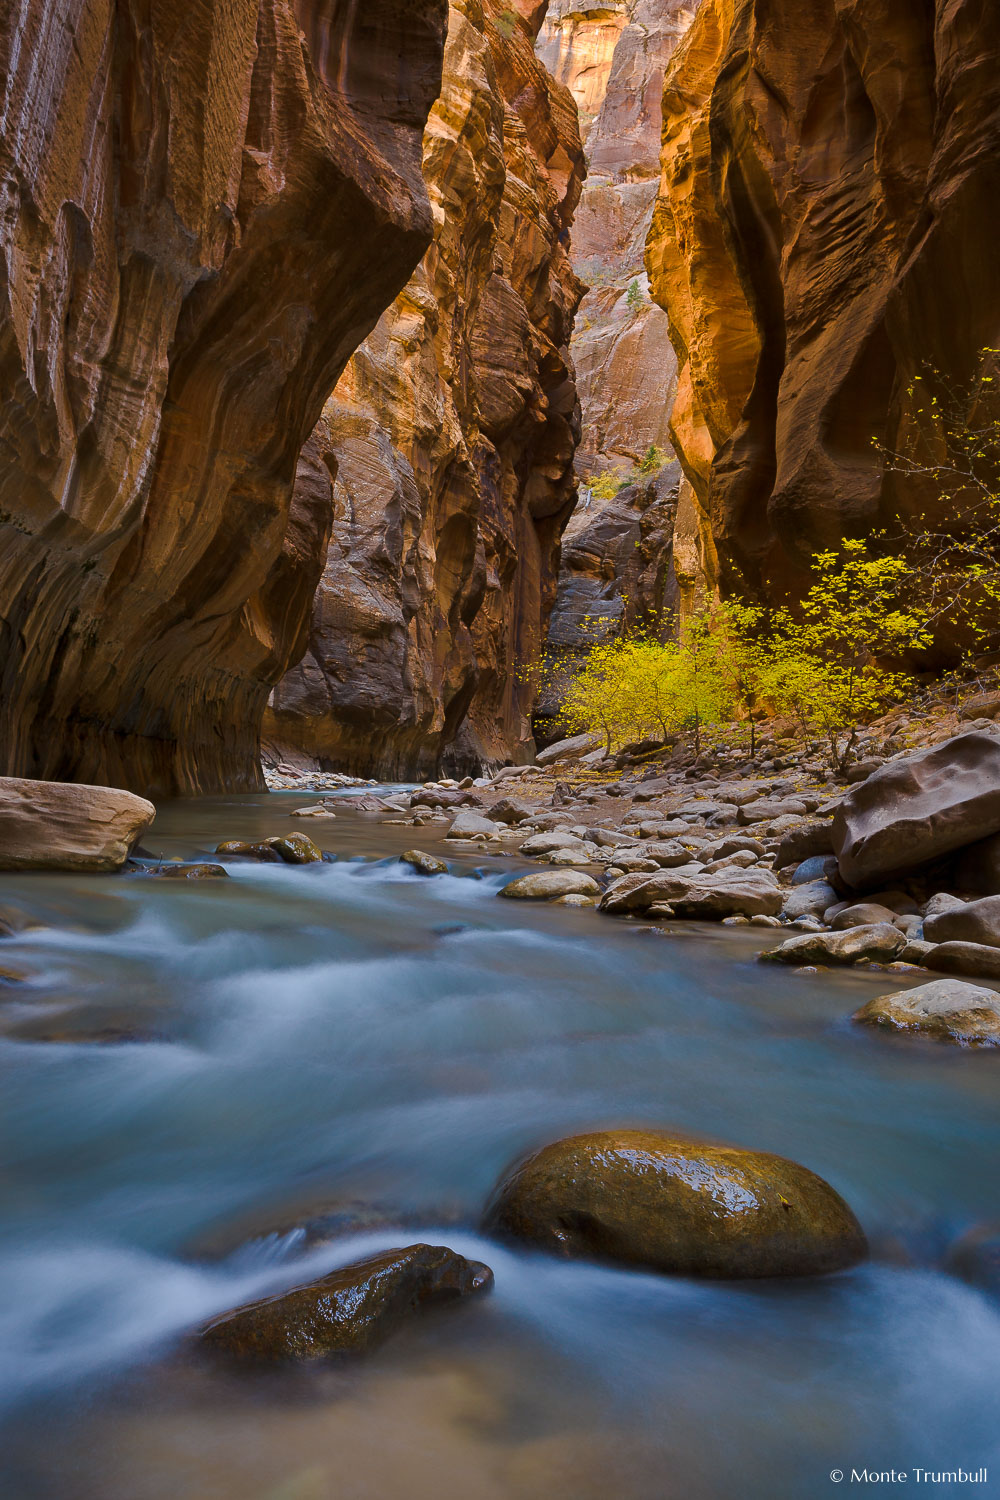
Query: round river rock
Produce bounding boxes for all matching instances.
[484,1130,867,1279]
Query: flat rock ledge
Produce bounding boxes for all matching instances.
[484,1131,867,1280]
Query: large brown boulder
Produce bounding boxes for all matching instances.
[484,1131,867,1279]
[200,1244,492,1362]
[833,735,1000,889]
[0,777,154,872]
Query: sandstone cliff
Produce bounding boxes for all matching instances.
[266,0,586,778]
[0,0,447,795]
[540,1,695,480]
[647,0,1000,605]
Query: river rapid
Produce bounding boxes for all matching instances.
[1,791,998,1500]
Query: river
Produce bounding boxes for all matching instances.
[1,792,998,1499]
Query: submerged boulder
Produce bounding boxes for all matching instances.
[200,1244,492,1362]
[483,1131,867,1279]
[853,979,1000,1046]
[946,1223,1000,1297]
[216,840,283,862]
[833,732,1000,887]
[0,777,154,873]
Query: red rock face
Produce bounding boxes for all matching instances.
[540,1,696,482]
[0,0,447,795]
[265,0,586,778]
[647,0,1000,604]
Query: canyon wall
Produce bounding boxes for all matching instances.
[265,0,586,778]
[540,1,695,480]
[0,0,448,795]
[534,1,699,727]
[647,0,1000,605]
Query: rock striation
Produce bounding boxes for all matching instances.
[265,0,586,779]
[0,0,449,796]
[646,0,1000,605]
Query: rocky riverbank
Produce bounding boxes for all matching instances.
[262,690,1000,1048]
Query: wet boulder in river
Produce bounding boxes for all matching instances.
[200,1244,493,1362]
[763,924,906,966]
[0,776,155,873]
[483,1131,867,1279]
[401,849,448,876]
[500,871,601,901]
[853,979,1000,1046]
[267,833,323,864]
[520,830,587,855]
[216,840,283,862]
[833,732,1000,887]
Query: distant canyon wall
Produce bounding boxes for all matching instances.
[0,0,448,795]
[535,1,699,713]
[539,1,696,480]
[647,0,1000,605]
[266,0,586,778]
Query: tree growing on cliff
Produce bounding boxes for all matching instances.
[880,347,1000,657]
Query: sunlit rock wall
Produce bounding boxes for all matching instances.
[647,0,1000,605]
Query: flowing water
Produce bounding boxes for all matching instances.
[1,793,998,1499]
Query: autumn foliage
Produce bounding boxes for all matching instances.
[540,540,931,769]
